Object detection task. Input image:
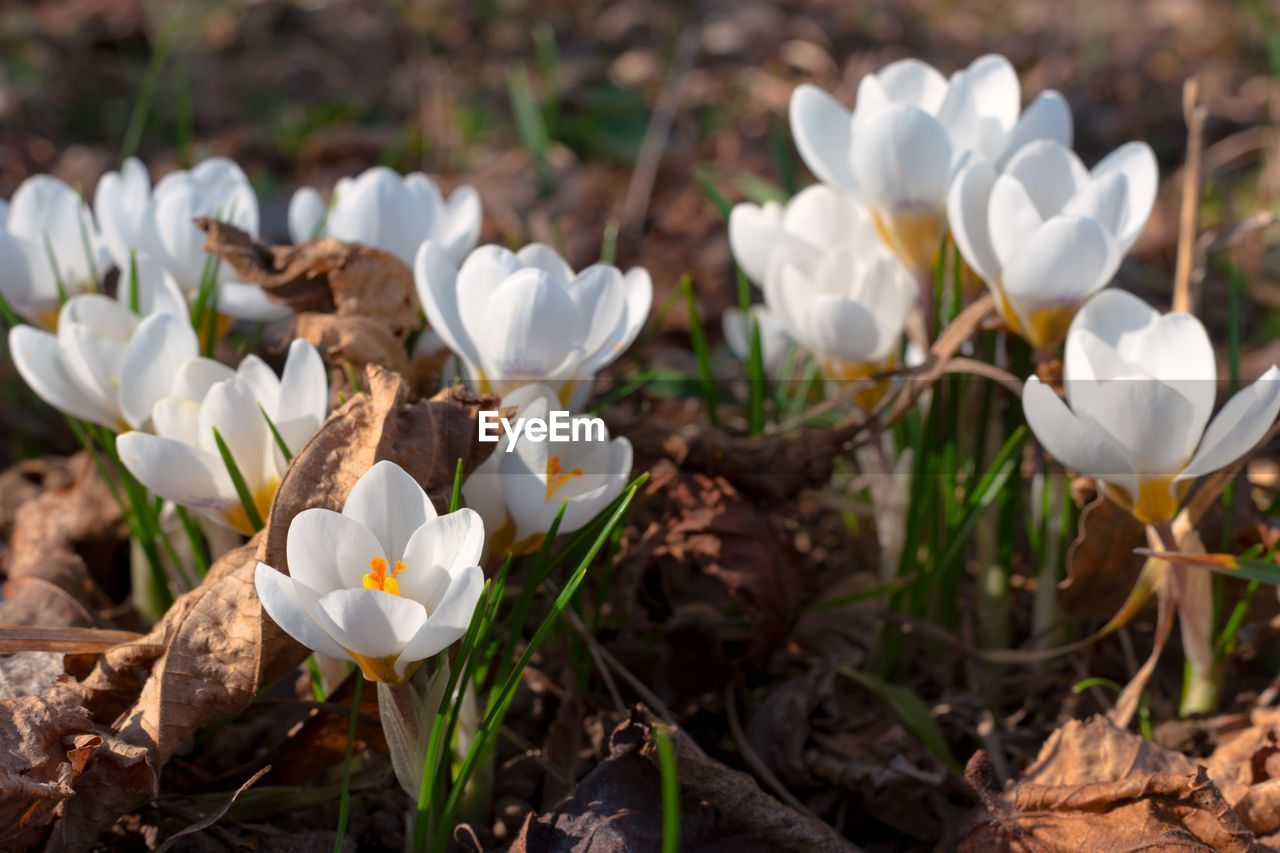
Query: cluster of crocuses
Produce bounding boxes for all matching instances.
[4,155,647,693]
[727,53,1159,380]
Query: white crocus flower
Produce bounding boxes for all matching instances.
[288,166,482,267]
[948,139,1157,351]
[1023,289,1280,525]
[93,157,152,274]
[415,242,652,410]
[722,305,792,378]
[789,54,1071,273]
[463,385,632,555]
[254,460,485,684]
[0,175,109,328]
[139,157,288,322]
[728,184,872,286]
[9,257,193,431]
[764,244,915,395]
[116,339,328,535]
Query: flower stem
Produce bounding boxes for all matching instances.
[1151,520,1220,716]
[334,672,363,853]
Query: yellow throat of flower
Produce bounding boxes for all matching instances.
[363,556,407,596]
[1101,476,1187,526]
[223,479,279,536]
[872,207,944,275]
[995,289,1080,354]
[545,454,583,501]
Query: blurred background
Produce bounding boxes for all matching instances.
[0,0,1277,429]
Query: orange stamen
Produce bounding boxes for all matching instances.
[362,557,407,596]
[545,454,583,500]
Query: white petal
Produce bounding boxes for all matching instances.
[515,243,574,287]
[1022,377,1135,486]
[152,396,201,443]
[850,104,951,210]
[461,459,510,538]
[326,166,422,265]
[118,312,199,429]
[342,460,437,561]
[1062,171,1129,238]
[276,338,328,446]
[288,186,327,243]
[171,357,236,402]
[996,90,1073,167]
[8,175,100,295]
[255,563,351,660]
[947,160,1000,283]
[8,325,116,426]
[987,175,1045,269]
[565,264,626,368]
[1002,140,1088,218]
[789,84,857,191]
[116,431,232,507]
[802,294,880,362]
[1178,367,1280,482]
[394,565,484,676]
[127,252,188,320]
[729,202,788,284]
[1090,142,1158,252]
[478,269,583,382]
[93,158,151,272]
[397,508,485,608]
[314,587,427,659]
[762,251,813,343]
[217,282,294,322]
[964,54,1020,130]
[455,244,523,352]
[1002,215,1119,303]
[439,186,482,265]
[876,58,948,112]
[415,240,480,368]
[198,377,271,489]
[287,507,386,593]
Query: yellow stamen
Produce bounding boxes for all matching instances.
[545,454,583,500]
[362,557,406,596]
[38,304,62,332]
[1101,476,1187,525]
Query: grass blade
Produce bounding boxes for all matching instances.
[838,666,961,774]
[682,275,718,427]
[333,672,363,853]
[654,725,681,853]
[212,427,263,532]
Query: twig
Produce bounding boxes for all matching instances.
[1173,78,1207,314]
[154,765,269,853]
[723,681,825,822]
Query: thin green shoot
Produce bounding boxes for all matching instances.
[333,672,364,853]
[682,275,719,427]
[654,725,681,853]
[211,427,263,532]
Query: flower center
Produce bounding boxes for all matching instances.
[545,454,583,500]
[362,557,407,596]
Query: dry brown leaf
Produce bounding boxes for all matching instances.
[52,369,500,851]
[618,460,801,665]
[1206,708,1280,842]
[197,218,422,371]
[510,707,854,852]
[1,452,124,629]
[0,679,122,850]
[961,716,1261,852]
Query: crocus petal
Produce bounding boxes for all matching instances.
[728,202,786,284]
[397,508,485,608]
[342,460,438,561]
[116,431,233,508]
[198,377,271,489]
[1062,171,1128,237]
[1177,366,1280,482]
[1002,140,1088,218]
[415,240,480,369]
[565,265,626,366]
[1022,377,1136,488]
[850,104,952,210]
[255,563,351,660]
[461,462,510,538]
[515,243,575,287]
[947,159,1000,283]
[876,58,949,112]
[94,157,151,271]
[288,187,327,244]
[9,175,101,295]
[314,587,428,659]
[789,84,857,192]
[171,357,237,402]
[217,282,294,322]
[1002,215,1118,303]
[455,245,523,351]
[439,186,482,265]
[1071,373,1200,476]
[802,294,881,363]
[1090,141,1158,251]
[8,325,117,427]
[287,507,386,592]
[152,396,201,443]
[325,166,421,264]
[478,269,583,382]
[394,565,484,677]
[127,252,188,319]
[996,90,1073,167]
[118,312,199,429]
[964,54,1020,131]
[276,338,328,438]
